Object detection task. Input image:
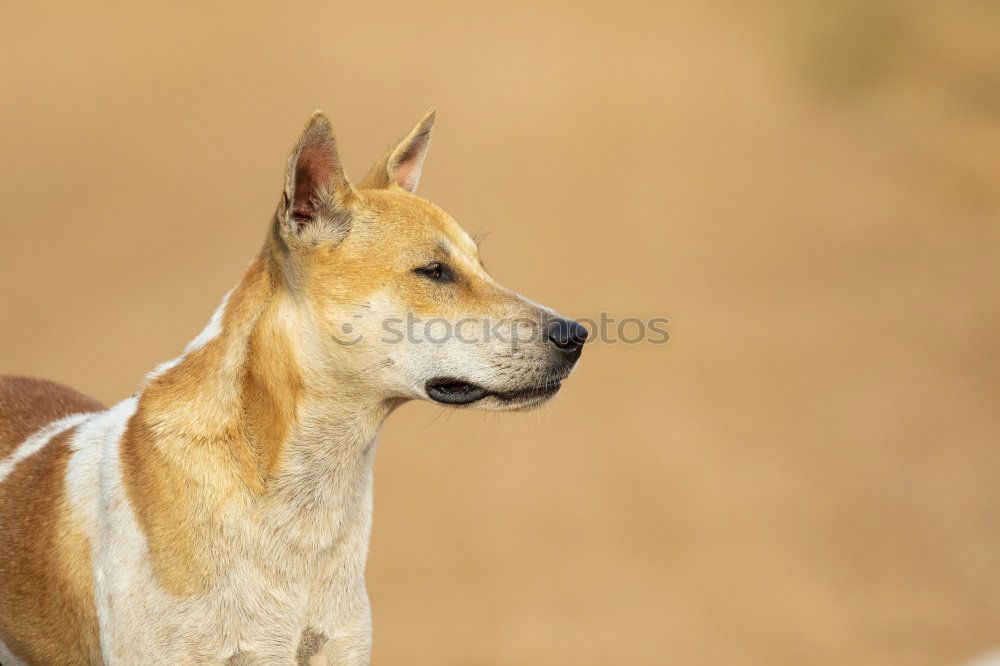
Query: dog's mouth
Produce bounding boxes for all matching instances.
[425,377,562,406]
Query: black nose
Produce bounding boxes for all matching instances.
[547,318,588,356]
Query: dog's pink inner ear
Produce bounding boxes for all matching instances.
[360,109,435,192]
[391,130,430,193]
[287,114,349,227]
[292,143,335,221]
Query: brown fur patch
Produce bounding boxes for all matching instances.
[295,627,328,666]
[0,427,101,664]
[0,377,103,663]
[0,376,102,459]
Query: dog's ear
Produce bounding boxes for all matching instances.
[280,111,354,244]
[358,108,435,192]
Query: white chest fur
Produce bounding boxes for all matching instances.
[64,396,378,664]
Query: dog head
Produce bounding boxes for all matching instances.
[266,110,586,411]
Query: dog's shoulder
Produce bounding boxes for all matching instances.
[0,375,103,458]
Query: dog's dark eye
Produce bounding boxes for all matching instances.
[414,262,452,282]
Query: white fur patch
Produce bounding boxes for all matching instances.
[0,412,95,485]
[64,397,139,542]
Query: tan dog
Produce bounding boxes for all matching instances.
[0,110,586,665]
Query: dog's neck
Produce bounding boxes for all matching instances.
[137,252,393,540]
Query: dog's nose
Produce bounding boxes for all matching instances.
[547,318,588,357]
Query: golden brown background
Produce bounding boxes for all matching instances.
[2,1,999,664]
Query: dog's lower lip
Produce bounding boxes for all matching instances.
[425,377,562,405]
[425,378,489,405]
[493,380,562,402]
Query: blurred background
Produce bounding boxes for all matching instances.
[2,1,999,664]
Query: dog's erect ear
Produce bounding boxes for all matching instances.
[281,111,353,242]
[359,109,435,192]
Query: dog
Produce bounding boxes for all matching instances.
[0,110,586,665]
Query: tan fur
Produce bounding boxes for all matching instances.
[120,258,280,596]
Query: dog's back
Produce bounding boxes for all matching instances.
[0,376,104,665]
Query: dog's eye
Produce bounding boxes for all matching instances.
[414,262,452,282]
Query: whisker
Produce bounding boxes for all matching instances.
[347,358,392,378]
[425,407,449,429]
[472,222,495,249]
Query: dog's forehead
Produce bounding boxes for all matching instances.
[361,189,479,257]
